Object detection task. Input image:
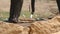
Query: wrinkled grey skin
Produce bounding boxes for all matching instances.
[8,0,35,23]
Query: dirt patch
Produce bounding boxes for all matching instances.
[0,16,60,34]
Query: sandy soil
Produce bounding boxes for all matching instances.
[0,0,60,34]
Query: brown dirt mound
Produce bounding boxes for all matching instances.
[0,21,30,34]
[0,16,60,34]
[29,16,60,34]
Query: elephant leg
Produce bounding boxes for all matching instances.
[56,0,60,14]
[30,0,35,18]
[8,0,23,23]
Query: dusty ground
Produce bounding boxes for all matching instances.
[0,0,60,34]
[0,16,60,34]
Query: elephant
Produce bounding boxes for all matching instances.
[7,0,60,23]
[7,0,35,23]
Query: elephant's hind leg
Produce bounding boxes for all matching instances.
[8,0,23,23]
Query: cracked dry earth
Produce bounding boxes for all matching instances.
[1,16,60,34]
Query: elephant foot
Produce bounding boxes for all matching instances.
[4,18,18,23]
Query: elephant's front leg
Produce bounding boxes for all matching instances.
[56,0,60,14]
[30,0,35,18]
[8,0,23,23]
